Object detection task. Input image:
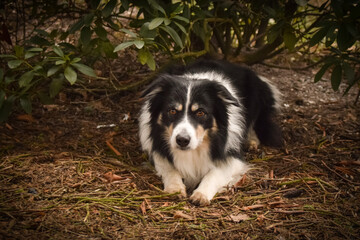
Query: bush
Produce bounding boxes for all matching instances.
[0,0,359,121]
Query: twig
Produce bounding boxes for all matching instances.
[106,140,122,156]
[278,177,338,190]
[321,160,360,185]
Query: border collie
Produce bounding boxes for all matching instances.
[139,59,282,205]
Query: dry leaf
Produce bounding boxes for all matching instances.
[140,200,147,215]
[241,204,265,211]
[104,171,124,182]
[16,114,36,122]
[174,211,193,220]
[229,213,250,222]
[234,174,247,188]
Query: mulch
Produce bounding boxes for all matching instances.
[1,57,359,239]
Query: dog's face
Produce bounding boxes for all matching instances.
[142,74,238,152]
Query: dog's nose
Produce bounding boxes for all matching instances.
[176,134,190,148]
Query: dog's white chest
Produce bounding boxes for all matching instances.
[172,147,214,189]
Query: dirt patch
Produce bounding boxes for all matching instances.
[1,59,359,239]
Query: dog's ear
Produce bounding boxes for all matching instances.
[141,74,173,99]
[213,83,239,106]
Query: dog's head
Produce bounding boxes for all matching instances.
[142,74,239,152]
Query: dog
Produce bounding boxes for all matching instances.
[138,59,282,205]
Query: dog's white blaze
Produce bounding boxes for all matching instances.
[171,82,205,150]
[138,102,153,152]
[171,119,200,150]
[182,71,245,152]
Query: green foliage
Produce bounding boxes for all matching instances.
[1,0,359,121]
[0,44,96,121]
[308,0,359,94]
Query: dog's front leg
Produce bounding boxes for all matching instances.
[190,158,248,206]
[152,153,186,197]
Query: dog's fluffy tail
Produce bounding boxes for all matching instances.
[255,76,283,148]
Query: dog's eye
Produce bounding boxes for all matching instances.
[196,110,205,117]
[169,109,177,115]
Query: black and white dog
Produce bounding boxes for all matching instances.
[139,59,282,205]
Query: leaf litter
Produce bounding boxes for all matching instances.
[0,58,359,239]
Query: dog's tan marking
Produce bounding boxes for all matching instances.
[164,123,174,140]
[157,113,163,125]
[175,103,183,111]
[191,103,199,112]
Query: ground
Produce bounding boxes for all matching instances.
[0,56,359,240]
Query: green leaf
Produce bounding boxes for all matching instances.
[149,18,164,30]
[331,64,342,91]
[138,48,148,65]
[71,63,97,77]
[148,0,166,15]
[174,21,187,34]
[20,97,32,114]
[337,24,354,51]
[71,58,81,63]
[94,26,108,40]
[64,66,77,85]
[173,15,189,23]
[146,53,156,70]
[325,25,337,47]
[5,75,15,85]
[283,28,297,50]
[14,45,24,58]
[27,48,44,52]
[69,18,85,34]
[8,60,23,69]
[120,28,137,38]
[164,18,171,26]
[309,27,329,46]
[134,40,145,49]
[140,23,157,39]
[29,35,51,46]
[102,0,117,18]
[0,54,17,59]
[33,65,43,72]
[113,41,134,52]
[24,51,38,59]
[314,63,332,83]
[81,26,93,45]
[27,47,43,52]
[101,41,117,58]
[267,28,280,44]
[84,13,95,26]
[19,71,34,87]
[138,48,155,70]
[55,60,66,65]
[53,45,64,57]
[47,65,62,77]
[49,77,64,98]
[342,62,355,85]
[160,25,183,48]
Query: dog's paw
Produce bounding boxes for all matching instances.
[164,184,187,198]
[248,139,259,151]
[190,191,210,206]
